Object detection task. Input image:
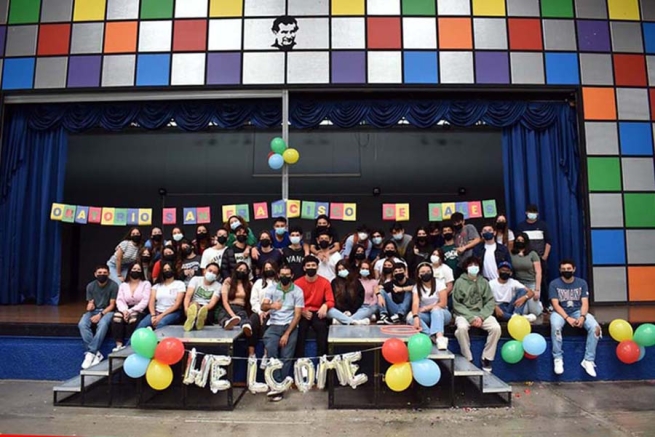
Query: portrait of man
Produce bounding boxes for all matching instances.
[271,16,299,51]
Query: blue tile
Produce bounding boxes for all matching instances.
[591,229,626,265]
[2,57,35,89]
[545,52,580,85]
[403,51,438,84]
[643,23,655,54]
[136,54,170,86]
[619,122,654,156]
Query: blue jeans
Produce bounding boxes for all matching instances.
[137,311,182,330]
[379,291,411,317]
[263,324,298,381]
[497,288,528,322]
[550,310,600,362]
[519,281,543,317]
[78,310,113,354]
[352,304,379,320]
[107,260,128,286]
[410,307,452,336]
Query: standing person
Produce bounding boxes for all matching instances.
[327,260,368,325]
[137,247,154,282]
[308,215,341,256]
[390,222,413,258]
[352,260,380,322]
[489,262,537,322]
[221,226,252,280]
[79,265,118,369]
[315,231,342,281]
[410,262,451,350]
[368,229,385,262]
[550,260,601,377]
[452,257,501,372]
[282,226,306,279]
[472,223,511,281]
[137,262,186,330]
[253,230,283,278]
[107,227,143,284]
[373,240,406,278]
[261,264,304,402]
[342,224,372,259]
[516,204,552,308]
[494,215,515,251]
[451,212,481,272]
[112,263,151,351]
[180,239,202,286]
[182,262,222,332]
[225,215,257,247]
[217,262,254,334]
[192,225,211,256]
[510,233,543,317]
[200,228,229,271]
[294,256,334,358]
[144,227,164,261]
[405,226,434,273]
[377,263,414,325]
[249,261,278,359]
[440,222,459,275]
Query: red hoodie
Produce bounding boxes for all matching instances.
[294,276,335,311]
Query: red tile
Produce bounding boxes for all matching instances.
[367,17,401,49]
[508,18,542,50]
[173,19,207,52]
[613,54,647,87]
[649,88,655,120]
[37,24,71,56]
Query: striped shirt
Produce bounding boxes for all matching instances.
[109,240,140,265]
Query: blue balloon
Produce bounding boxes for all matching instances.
[522,333,547,356]
[410,359,441,387]
[638,346,646,362]
[124,353,151,378]
[268,153,284,170]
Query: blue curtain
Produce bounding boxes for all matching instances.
[503,106,585,279]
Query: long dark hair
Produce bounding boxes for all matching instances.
[415,262,436,296]
[161,244,182,275]
[261,260,279,288]
[512,232,532,255]
[333,259,358,306]
[156,261,176,285]
[347,243,367,269]
[228,262,252,313]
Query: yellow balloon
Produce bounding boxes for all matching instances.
[146,359,173,391]
[385,362,413,392]
[283,148,300,165]
[508,315,531,341]
[609,319,633,342]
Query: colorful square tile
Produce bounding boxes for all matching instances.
[8,0,40,24]
[206,52,241,84]
[542,19,576,51]
[607,0,640,21]
[136,54,171,86]
[585,122,619,155]
[473,18,508,50]
[244,0,285,16]
[650,90,655,119]
[576,20,610,52]
[107,0,139,20]
[510,52,544,84]
[437,0,470,15]
[541,0,573,18]
[0,0,7,24]
[622,158,655,191]
[173,19,208,51]
[37,24,71,56]
[73,0,107,21]
[2,57,34,89]
[332,0,364,15]
[288,51,329,84]
[208,19,242,50]
[41,0,73,22]
[582,87,617,120]
[34,56,67,88]
[402,0,435,16]
[104,21,138,53]
[171,53,205,85]
[507,0,539,17]
[101,54,136,86]
[545,52,579,84]
[294,18,329,49]
[642,1,655,22]
[508,18,542,50]
[593,267,627,302]
[624,194,655,228]
[613,54,647,86]
[589,193,624,227]
[331,51,365,83]
[472,0,505,16]
[403,17,437,49]
[367,17,401,49]
[242,52,284,84]
[367,51,402,83]
[587,157,621,191]
[138,21,173,52]
[403,51,438,83]
[627,230,655,264]
[616,88,650,121]
[611,22,644,53]
[643,23,655,54]
[591,229,626,265]
[6,25,37,57]
[648,56,655,85]
[439,51,474,83]
[332,18,365,49]
[619,122,654,155]
[288,0,328,16]
[438,17,472,49]
[175,0,208,18]
[475,51,509,83]
[67,55,102,87]
[574,0,607,19]
[70,23,105,54]
[141,0,174,19]
[580,54,613,85]
[367,0,400,15]
[210,0,243,17]
[628,267,655,301]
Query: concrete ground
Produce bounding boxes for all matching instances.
[1,380,654,437]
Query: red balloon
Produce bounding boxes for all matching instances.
[154,338,185,365]
[382,338,409,364]
[268,151,275,159]
[616,340,641,364]
[524,352,538,360]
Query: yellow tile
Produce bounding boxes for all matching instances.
[472,0,506,16]
[607,0,640,20]
[332,0,364,15]
[210,0,243,17]
[73,0,107,21]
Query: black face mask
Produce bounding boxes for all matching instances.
[496,222,507,230]
[181,247,193,256]
[305,268,318,277]
[420,272,433,282]
[442,233,454,241]
[216,236,228,245]
[279,276,292,286]
[499,272,511,281]
[384,250,396,258]
[236,271,248,280]
[453,223,463,232]
[163,254,175,261]
[260,239,272,248]
[514,241,526,250]
[561,271,574,280]
[394,273,405,282]
[264,270,276,278]
[197,233,208,241]
[131,235,142,244]
[151,235,162,242]
[318,241,330,249]
[141,256,151,264]
[382,267,393,275]
[236,235,247,243]
[129,271,142,280]
[96,274,109,284]
[354,253,366,260]
[416,236,428,244]
[163,270,175,279]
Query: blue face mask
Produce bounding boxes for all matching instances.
[360,269,370,278]
[275,227,286,236]
[290,236,301,245]
[482,232,495,241]
[527,212,538,220]
[392,233,404,241]
[230,221,240,231]
[467,265,480,277]
[338,269,349,279]
[372,237,382,245]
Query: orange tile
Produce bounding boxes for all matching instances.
[104,21,138,53]
[582,87,617,120]
[628,267,655,302]
[438,18,472,50]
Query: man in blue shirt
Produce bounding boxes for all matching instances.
[549,259,600,378]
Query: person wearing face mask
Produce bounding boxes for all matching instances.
[510,233,543,317]
[428,222,445,249]
[137,247,154,282]
[308,215,341,257]
[107,227,143,284]
[489,262,536,323]
[183,262,222,331]
[472,223,512,280]
[342,224,372,260]
[389,222,413,258]
[221,226,252,280]
[217,262,253,334]
[137,262,186,331]
[494,215,515,251]
[347,244,368,271]
[294,256,335,358]
[405,226,435,273]
[516,204,552,309]
[180,239,202,286]
[249,261,279,361]
[409,263,452,350]
[192,225,211,256]
[170,227,185,251]
[315,231,342,281]
[225,215,257,247]
[112,263,151,351]
[440,222,460,275]
[452,257,501,373]
[251,217,290,262]
[201,228,229,272]
[144,227,164,261]
[283,226,307,278]
[327,260,368,325]
[79,265,118,369]
[429,248,455,309]
[377,263,414,325]
[253,230,283,278]
[151,245,181,283]
[352,260,381,322]
[368,229,385,263]
[451,212,481,271]
[373,240,406,278]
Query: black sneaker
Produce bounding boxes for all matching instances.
[481,359,493,373]
[377,314,390,325]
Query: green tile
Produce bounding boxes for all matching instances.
[141,0,174,19]
[541,0,574,18]
[588,157,622,192]
[8,0,40,24]
[624,193,655,228]
[402,0,436,15]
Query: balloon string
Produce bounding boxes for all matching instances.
[184,346,384,362]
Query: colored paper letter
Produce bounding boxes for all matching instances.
[89,207,102,224]
[271,200,286,218]
[127,208,139,225]
[62,205,76,223]
[455,202,469,219]
[163,208,176,225]
[301,201,316,220]
[330,203,344,220]
[468,201,482,219]
[442,203,455,220]
[138,209,152,226]
[382,204,396,221]
[343,203,357,221]
[222,205,236,222]
[236,204,250,222]
[101,208,116,225]
[50,203,64,221]
[183,208,197,225]
[114,208,127,226]
[75,206,89,224]
[316,202,329,217]
[428,203,442,221]
[287,200,301,218]
[396,204,410,222]
[197,207,211,224]
[482,200,497,218]
[254,202,269,220]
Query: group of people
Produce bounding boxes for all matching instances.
[78,205,601,400]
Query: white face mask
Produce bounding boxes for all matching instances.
[467,265,480,277]
[230,221,240,230]
[392,233,404,241]
[359,269,370,278]
[358,232,368,240]
[173,233,183,242]
[430,255,440,264]
[372,237,382,245]
[290,236,301,245]
[527,212,538,220]
[338,269,349,279]
[204,272,217,283]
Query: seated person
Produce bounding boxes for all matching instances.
[261,264,304,402]
[183,262,222,331]
[377,263,414,325]
[405,226,434,273]
[252,230,283,278]
[151,245,181,282]
[137,262,186,330]
[307,214,341,256]
[409,262,451,350]
[315,230,342,281]
[200,228,229,272]
[428,248,455,308]
[368,229,385,262]
[180,239,202,286]
[373,240,406,278]
[342,224,372,260]
[250,261,279,360]
[440,222,460,275]
[353,260,380,322]
[192,225,212,256]
[327,260,369,325]
[217,262,256,335]
[221,225,252,280]
[472,223,511,281]
[489,262,537,323]
[510,232,543,317]
[79,265,118,369]
[346,243,368,271]
[452,257,501,372]
[112,263,151,351]
[282,226,307,279]
[225,215,257,247]
[550,259,601,377]
[390,222,413,258]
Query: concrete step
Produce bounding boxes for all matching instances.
[428,345,455,360]
[453,355,484,377]
[53,374,104,393]
[479,373,512,394]
[108,345,133,359]
[80,358,124,377]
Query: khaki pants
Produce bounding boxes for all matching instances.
[454,315,501,362]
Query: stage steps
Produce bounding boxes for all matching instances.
[449,354,512,406]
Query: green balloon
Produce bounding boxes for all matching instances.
[634,323,655,347]
[131,328,158,359]
[501,340,524,364]
[408,333,432,362]
[270,137,287,154]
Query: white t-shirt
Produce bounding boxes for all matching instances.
[317,252,342,282]
[483,243,499,280]
[432,264,454,292]
[489,278,525,303]
[187,276,221,306]
[412,284,440,307]
[251,278,278,315]
[373,257,407,274]
[153,280,186,313]
[200,247,226,269]
[496,229,515,245]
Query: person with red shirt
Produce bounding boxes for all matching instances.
[294,255,334,358]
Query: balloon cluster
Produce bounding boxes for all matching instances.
[501,316,547,364]
[123,328,185,391]
[268,137,300,170]
[609,320,655,364]
[382,334,441,391]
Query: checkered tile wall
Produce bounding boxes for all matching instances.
[0,0,654,302]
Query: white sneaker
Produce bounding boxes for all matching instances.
[554,358,564,375]
[91,352,103,367]
[581,360,597,378]
[353,318,370,326]
[332,318,341,325]
[260,355,269,370]
[224,316,241,330]
[81,352,95,369]
[242,323,252,337]
[523,314,537,323]
[436,336,449,351]
[344,311,352,317]
[112,344,126,353]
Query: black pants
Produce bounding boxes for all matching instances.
[247,312,267,348]
[216,304,249,328]
[112,311,144,344]
[539,258,550,308]
[295,312,328,358]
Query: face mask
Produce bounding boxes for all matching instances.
[152,235,162,242]
[360,269,370,278]
[290,236,301,245]
[453,223,463,232]
[173,233,183,242]
[358,232,368,240]
[318,241,330,249]
[230,221,240,230]
[467,265,480,277]
[354,253,366,260]
[482,232,495,241]
[260,239,272,248]
[527,213,538,220]
[430,255,440,264]
[442,232,454,241]
[236,235,247,243]
[338,269,349,279]
[163,270,175,279]
[382,267,393,275]
[305,268,317,277]
[416,236,427,244]
[197,233,208,241]
[163,254,175,261]
[496,222,507,230]
[384,250,396,258]
[181,247,193,256]
[204,272,217,283]
[131,235,142,244]
[392,233,403,241]
[393,273,405,282]
[141,256,151,264]
[420,272,433,282]
[372,237,382,245]
[561,271,574,280]
[129,271,142,280]
[236,271,248,280]
[514,241,526,250]
[316,225,328,233]
[96,274,109,283]
[279,276,292,286]
[216,235,228,245]
[264,270,276,278]
[499,272,511,280]
[275,227,286,236]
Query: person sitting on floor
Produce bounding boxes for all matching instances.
[377,263,414,325]
[217,262,255,336]
[328,260,369,325]
[409,262,452,350]
[489,261,537,323]
[452,256,501,373]
[112,263,151,351]
[183,262,222,331]
[261,264,304,402]
[79,265,118,369]
[550,259,601,378]
[137,262,186,331]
